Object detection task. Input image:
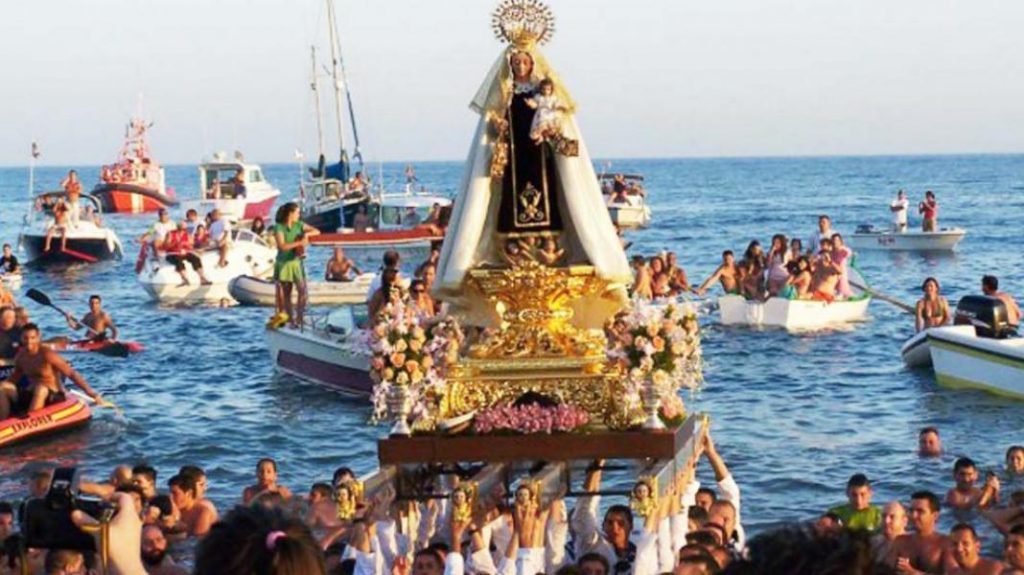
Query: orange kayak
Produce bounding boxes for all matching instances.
[0,395,92,449]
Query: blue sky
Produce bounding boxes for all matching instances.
[2,0,1022,165]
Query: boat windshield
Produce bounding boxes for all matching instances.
[325,304,369,333]
[202,166,248,199]
[232,229,268,247]
[380,205,436,229]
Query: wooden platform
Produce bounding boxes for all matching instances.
[378,419,699,465]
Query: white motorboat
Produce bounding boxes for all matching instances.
[265,305,373,396]
[717,270,871,330]
[928,296,1024,399]
[301,178,371,233]
[901,329,935,368]
[848,225,966,252]
[228,273,374,306]
[19,193,124,264]
[181,153,281,223]
[599,173,651,229]
[137,229,276,304]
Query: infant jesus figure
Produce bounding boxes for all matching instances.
[526,78,568,144]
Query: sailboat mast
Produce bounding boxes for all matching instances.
[310,46,326,161]
[325,0,349,162]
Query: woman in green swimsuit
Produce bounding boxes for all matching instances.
[273,202,320,328]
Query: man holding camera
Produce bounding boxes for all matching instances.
[0,323,111,419]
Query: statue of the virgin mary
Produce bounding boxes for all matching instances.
[434,0,632,329]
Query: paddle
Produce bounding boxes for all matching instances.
[849,280,915,315]
[25,289,131,358]
[68,389,126,420]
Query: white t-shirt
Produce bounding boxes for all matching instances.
[209,218,232,243]
[150,220,176,242]
[891,197,909,226]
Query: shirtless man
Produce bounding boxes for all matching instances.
[982,275,1021,327]
[695,251,739,296]
[241,458,293,505]
[0,324,110,419]
[946,457,998,510]
[947,523,1004,575]
[888,490,949,574]
[65,294,118,342]
[919,427,943,457]
[304,482,343,531]
[325,247,361,282]
[665,251,690,293]
[811,251,842,302]
[167,473,216,537]
[873,501,909,560]
[1005,526,1024,574]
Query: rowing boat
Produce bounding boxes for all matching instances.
[848,225,966,252]
[717,269,871,330]
[0,395,92,449]
[229,273,373,306]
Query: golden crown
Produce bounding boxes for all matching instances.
[491,0,556,48]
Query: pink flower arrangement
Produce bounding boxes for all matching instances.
[473,402,590,435]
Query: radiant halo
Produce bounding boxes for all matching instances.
[491,0,556,47]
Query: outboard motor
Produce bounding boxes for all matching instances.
[954,295,1011,339]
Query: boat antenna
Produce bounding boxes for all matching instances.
[310,46,326,164]
[325,0,351,177]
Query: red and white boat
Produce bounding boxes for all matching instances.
[181,152,281,223]
[308,192,450,260]
[91,116,177,213]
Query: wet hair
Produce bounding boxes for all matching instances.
[168,473,199,497]
[687,529,719,547]
[604,504,634,531]
[89,294,101,303]
[194,504,326,575]
[953,457,977,473]
[982,275,999,291]
[309,483,332,499]
[1007,445,1024,464]
[919,426,939,437]
[180,465,206,482]
[921,277,940,291]
[21,322,40,335]
[722,250,734,258]
[577,552,610,575]
[257,458,278,472]
[332,467,354,486]
[950,522,978,540]
[133,464,157,483]
[847,473,871,489]
[910,490,941,513]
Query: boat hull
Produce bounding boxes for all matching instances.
[718,295,871,330]
[901,330,933,368]
[181,192,280,223]
[229,274,374,306]
[91,183,178,213]
[607,197,651,229]
[310,229,442,260]
[20,233,123,264]
[928,326,1024,399]
[265,326,373,396]
[0,396,92,449]
[848,228,966,251]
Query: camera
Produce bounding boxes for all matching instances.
[21,467,116,551]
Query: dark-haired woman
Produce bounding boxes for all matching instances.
[273,203,320,329]
[915,277,950,333]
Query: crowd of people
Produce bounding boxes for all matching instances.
[1,426,1022,574]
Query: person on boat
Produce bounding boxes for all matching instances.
[886,491,949,574]
[325,247,360,282]
[665,251,690,294]
[368,250,402,304]
[14,306,30,329]
[810,250,842,303]
[42,198,71,253]
[250,217,267,238]
[139,208,176,258]
[208,179,222,200]
[242,458,293,506]
[831,233,854,298]
[981,275,1021,327]
[422,202,445,235]
[610,174,629,204]
[782,257,813,300]
[0,244,20,276]
[919,191,938,232]
[0,307,21,361]
[185,209,201,235]
[946,457,999,510]
[0,324,110,420]
[695,251,739,296]
[789,238,804,262]
[765,234,791,297]
[403,206,422,228]
[740,241,766,300]
[60,169,83,228]
[891,190,910,233]
[65,294,120,342]
[273,202,320,328]
[164,221,212,287]
[208,209,232,268]
[352,204,371,232]
[915,277,951,332]
[409,279,437,318]
[368,267,404,320]
[232,169,247,198]
[193,223,210,249]
[808,215,835,255]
